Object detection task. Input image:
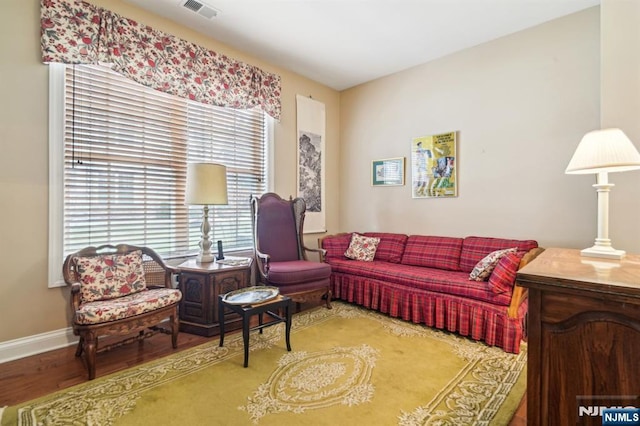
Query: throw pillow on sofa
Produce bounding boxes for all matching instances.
[344,233,380,262]
[488,252,523,294]
[469,247,517,281]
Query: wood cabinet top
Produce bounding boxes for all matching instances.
[516,247,640,300]
[178,256,253,273]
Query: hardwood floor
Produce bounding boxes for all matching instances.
[0,319,527,425]
[0,331,210,407]
[510,393,527,425]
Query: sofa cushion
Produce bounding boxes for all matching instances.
[322,233,353,261]
[400,236,463,271]
[488,253,523,294]
[74,250,147,303]
[267,260,332,285]
[469,247,517,281]
[459,236,538,273]
[327,258,513,306]
[364,232,408,263]
[75,288,181,325]
[345,233,380,262]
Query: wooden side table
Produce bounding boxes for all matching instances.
[177,257,252,337]
[219,294,293,368]
[517,248,640,425]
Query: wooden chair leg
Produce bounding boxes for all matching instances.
[84,332,98,380]
[170,313,179,349]
[325,290,333,309]
[75,336,84,357]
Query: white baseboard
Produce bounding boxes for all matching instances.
[0,328,77,364]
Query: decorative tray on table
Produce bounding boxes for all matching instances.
[222,286,280,305]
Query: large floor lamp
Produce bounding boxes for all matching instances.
[185,163,228,263]
[565,128,640,259]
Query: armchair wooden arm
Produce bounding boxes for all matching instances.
[70,282,82,312]
[301,245,327,261]
[253,247,271,279]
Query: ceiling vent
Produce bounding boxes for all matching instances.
[180,0,219,19]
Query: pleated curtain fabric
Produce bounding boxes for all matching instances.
[40,0,281,119]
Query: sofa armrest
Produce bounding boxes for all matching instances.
[508,247,545,318]
[317,235,334,262]
[318,233,352,263]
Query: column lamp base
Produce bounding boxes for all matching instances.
[580,245,626,260]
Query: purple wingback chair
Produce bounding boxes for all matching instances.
[250,193,332,309]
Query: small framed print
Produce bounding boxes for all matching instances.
[372,157,405,186]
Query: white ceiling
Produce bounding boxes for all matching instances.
[122,0,600,91]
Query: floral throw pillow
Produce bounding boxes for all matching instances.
[344,233,381,262]
[468,247,517,281]
[74,250,147,303]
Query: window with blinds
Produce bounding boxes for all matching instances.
[60,64,268,259]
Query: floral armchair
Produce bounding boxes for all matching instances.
[63,244,182,380]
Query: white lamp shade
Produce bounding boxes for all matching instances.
[185,163,228,205]
[565,128,640,174]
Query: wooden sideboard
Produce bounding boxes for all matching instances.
[177,257,253,337]
[516,248,640,425]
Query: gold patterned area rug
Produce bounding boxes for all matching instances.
[1,302,526,425]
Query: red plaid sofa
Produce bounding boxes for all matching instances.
[319,233,543,354]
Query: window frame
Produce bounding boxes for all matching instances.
[48,63,274,288]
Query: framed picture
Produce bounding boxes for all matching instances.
[372,157,405,186]
[411,131,457,198]
[296,95,326,233]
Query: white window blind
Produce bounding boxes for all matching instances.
[62,64,267,258]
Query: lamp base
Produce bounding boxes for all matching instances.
[195,204,215,264]
[580,245,626,260]
[196,252,215,264]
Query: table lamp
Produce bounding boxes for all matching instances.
[185,163,228,263]
[565,128,640,259]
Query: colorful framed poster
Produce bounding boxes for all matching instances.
[411,131,457,198]
[372,157,405,186]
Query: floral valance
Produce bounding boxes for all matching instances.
[40,0,281,119]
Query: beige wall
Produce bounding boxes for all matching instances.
[0,0,340,343]
[601,0,640,253]
[339,7,601,249]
